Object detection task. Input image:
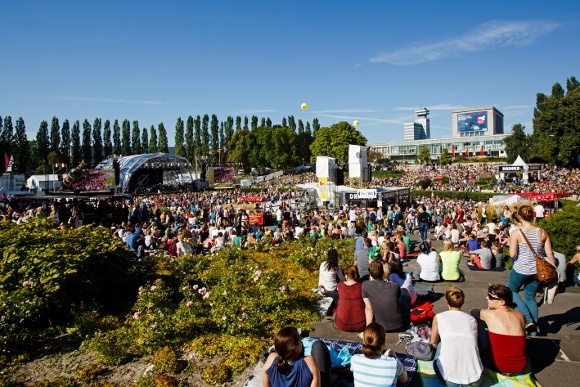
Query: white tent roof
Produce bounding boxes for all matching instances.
[512,155,527,166]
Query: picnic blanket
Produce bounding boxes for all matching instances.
[303,337,417,387]
[417,360,539,387]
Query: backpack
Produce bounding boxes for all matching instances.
[410,300,435,324]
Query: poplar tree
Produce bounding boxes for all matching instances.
[158,122,169,153]
[201,114,210,157]
[113,119,121,155]
[141,127,149,154]
[210,114,219,163]
[36,120,49,167]
[50,116,60,155]
[71,120,81,165]
[132,120,141,155]
[149,125,158,153]
[122,119,131,155]
[194,115,202,158]
[175,117,185,156]
[82,119,92,164]
[235,116,241,131]
[13,117,29,174]
[103,120,112,158]
[185,116,194,162]
[93,118,103,163]
[251,115,258,131]
[1,116,14,170]
[61,119,71,163]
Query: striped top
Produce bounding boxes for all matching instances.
[514,228,543,276]
[351,353,403,386]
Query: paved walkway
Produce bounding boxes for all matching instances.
[244,234,579,386]
[306,234,580,387]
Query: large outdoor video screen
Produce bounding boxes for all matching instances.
[209,167,235,184]
[457,111,488,133]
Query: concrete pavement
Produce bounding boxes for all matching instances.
[307,235,580,387]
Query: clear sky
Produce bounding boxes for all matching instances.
[1,0,579,146]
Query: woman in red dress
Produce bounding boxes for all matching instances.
[334,265,365,332]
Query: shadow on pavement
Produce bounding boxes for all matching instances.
[527,337,561,374]
[539,306,580,334]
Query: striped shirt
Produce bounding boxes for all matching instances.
[351,353,403,386]
[514,228,543,275]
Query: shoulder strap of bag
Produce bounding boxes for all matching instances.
[519,228,538,256]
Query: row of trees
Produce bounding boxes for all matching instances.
[503,76,580,166]
[0,114,325,174]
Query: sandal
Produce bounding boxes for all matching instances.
[525,323,537,336]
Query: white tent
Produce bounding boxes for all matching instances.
[491,194,528,207]
[26,174,61,192]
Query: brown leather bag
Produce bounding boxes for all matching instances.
[520,229,558,284]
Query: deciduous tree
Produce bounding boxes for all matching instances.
[309,121,366,164]
[36,120,49,167]
[71,120,81,165]
[174,117,185,156]
[13,117,29,174]
[122,120,131,155]
[158,122,169,153]
[82,119,92,164]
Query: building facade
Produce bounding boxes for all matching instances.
[371,106,507,163]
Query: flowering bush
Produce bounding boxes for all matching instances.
[1,219,355,383]
[0,218,142,352]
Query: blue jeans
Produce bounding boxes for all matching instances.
[507,269,540,325]
[419,223,429,241]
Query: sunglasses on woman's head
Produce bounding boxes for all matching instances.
[487,292,501,300]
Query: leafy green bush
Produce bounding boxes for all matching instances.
[202,363,231,385]
[413,190,494,203]
[540,205,580,260]
[1,219,356,381]
[0,218,144,352]
[152,346,180,374]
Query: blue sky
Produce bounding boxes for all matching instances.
[1,0,579,145]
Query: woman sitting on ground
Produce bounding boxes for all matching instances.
[334,265,366,332]
[470,284,528,375]
[351,322,408,386]
[262,326,330,387]
[439,240,465,282]
[416,242,441,282]
[318,248,344,315]
[430,287,483,386]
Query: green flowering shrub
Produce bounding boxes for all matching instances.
[1,218,356,382]
[0,218,145,352]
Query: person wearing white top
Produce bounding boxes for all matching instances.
[417,249,441,282]
[430,287,483,387]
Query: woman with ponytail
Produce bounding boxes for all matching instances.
[351,322,408,386]
[262,326,330,387]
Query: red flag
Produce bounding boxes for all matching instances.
[4,154,13,172]
[451,145,455,157]
[465,147,469,156]
[480,146,484,156]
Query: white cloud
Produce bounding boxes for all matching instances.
[53,96,167,105]
[370,20,559,65]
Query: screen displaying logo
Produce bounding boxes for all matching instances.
[457,111,488,132]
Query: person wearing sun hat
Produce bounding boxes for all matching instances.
[470,284,528,375]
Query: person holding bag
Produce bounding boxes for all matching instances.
[507,205,557,336]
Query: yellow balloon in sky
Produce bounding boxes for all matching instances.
[301,102,308,110]
[353,120,359,127]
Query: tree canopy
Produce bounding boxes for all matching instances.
[309,121,367,164]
